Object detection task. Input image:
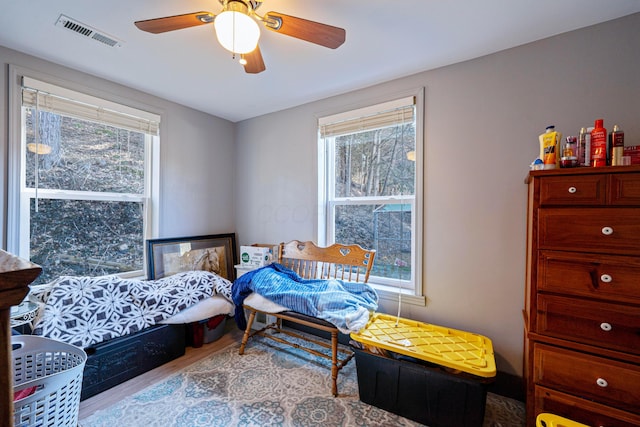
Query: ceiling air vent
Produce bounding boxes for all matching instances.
[55,14,123,47]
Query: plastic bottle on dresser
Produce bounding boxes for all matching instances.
[610,125,625,166]
[577,127,587,166]
[590,119,607,167]
[539,125,561,169]
[583,127,593,166]
[560,136,578,168]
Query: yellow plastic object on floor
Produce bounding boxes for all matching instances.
[350,313,496,378]
[536,413,590,427]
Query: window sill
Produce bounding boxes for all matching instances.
[117,270,146,280]
[372,283,426,306]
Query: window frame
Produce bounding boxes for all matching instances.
[7,66,161,279]
[317,89,425,304]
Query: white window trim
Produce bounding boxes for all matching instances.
[7,65,161,278]
[317,88,426,306]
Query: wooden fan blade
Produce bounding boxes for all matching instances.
[134,11,215,34]
[243,46,266,74]
[264,12,345,49]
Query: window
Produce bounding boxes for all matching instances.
[9,75,160,285]
[318,93,423,297]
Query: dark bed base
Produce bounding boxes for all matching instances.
[80,323,186,400]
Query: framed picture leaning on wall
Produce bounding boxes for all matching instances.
[146,233,237,281]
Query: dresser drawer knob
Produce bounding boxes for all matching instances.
[601,227,614,235]
[600,322,612,331]
[600,274,612,283]
[568,186,577,194]
[596,378,608,388]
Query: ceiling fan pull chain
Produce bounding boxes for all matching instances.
[231,10,236,56]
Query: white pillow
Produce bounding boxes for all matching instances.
[161,295,234,324]
[244,292,289,313]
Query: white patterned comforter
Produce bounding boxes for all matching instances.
[31,271,233,348]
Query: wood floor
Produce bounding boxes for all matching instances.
[78,324,245,421]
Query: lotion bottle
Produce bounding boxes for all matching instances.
[539,125,561,169]
[590,119,607,167]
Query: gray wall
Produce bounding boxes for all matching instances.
[0,45,237,244]
[235,13,640,377]
[2,13,638,379]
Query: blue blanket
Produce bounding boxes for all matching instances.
[232,263,378,334]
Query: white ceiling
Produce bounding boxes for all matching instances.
[2,1,640,122]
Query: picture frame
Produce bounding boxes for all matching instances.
[146,233,237,281]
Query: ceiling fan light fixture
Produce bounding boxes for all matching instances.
[214,1,260,54]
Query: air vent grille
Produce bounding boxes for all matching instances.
[55,14,123,47]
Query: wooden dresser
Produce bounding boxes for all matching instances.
[524,166,640,427]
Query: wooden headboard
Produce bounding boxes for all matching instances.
[277,240,376,283]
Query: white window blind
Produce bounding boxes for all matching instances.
[319,96,415,138]
[22,76,160,135]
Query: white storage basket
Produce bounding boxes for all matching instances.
[12,335,87,427]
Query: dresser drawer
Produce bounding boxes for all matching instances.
[538,251,640,303]
[611,172,640,205]
[539,174,607,206]
[534,344,640,414]
[535,385,640,427]
[537,294,640,354]
[539,208,640,255]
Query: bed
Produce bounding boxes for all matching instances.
[234,240,377,396]
[29,270,235,400]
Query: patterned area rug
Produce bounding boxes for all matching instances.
[80,334,525,427]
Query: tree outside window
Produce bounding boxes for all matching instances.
[319,95,421,291]
[13,77,159,285]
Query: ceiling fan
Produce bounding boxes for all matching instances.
[134,0,346,74]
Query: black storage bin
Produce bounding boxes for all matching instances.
[81,323,185,400]
[354,348,489,427]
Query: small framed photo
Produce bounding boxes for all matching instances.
[146,233,237,281]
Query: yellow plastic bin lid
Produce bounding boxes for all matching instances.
[536,413,590,427]
[350,313,496,378]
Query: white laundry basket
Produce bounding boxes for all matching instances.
[12,335,87,427]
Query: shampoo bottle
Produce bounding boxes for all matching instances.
[590,119,607,167]
[584,126,593,167]
[577,127,587,166]
[610,125,625,166]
